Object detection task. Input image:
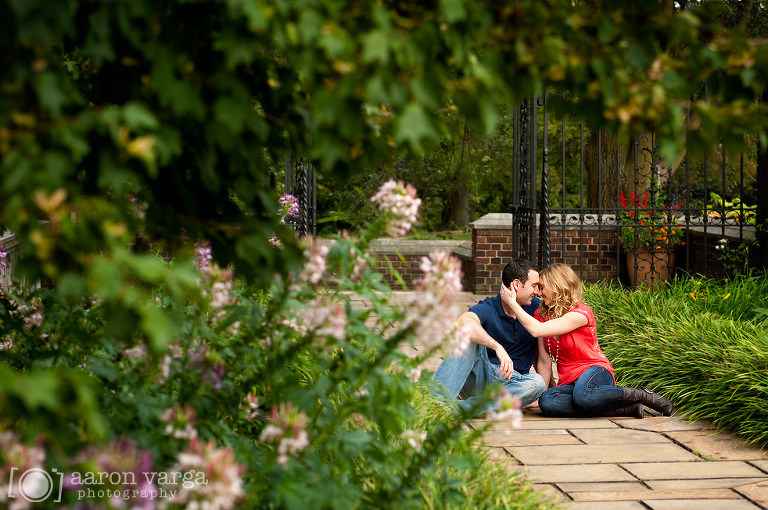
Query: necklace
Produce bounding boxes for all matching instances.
[546,333,560,385]
[546,336,560,363]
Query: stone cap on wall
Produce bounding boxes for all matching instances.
[470,213,621,228]
[470,212,755,233]
[369,239,473,259]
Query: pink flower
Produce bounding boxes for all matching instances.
[486,391,523,429]
[278,194,300,221]
[0,244,7,275]
[65,437,157,508]
[401,251,468,356]
[370,180,422,237]
[418,250,463,297]
[240,392,260,420]
[0,337,13,351]
[299,240,329,285]
[194,241,213,273]
[0,432,46,509]
[300,299,347,342]
[167,438,246,510]
[160,403,198,440]
[401,429,427,451]
[188,339,226,390]
[259,403,310,466]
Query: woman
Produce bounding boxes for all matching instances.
[500,263,673,418]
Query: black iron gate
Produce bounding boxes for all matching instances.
[510,94,763,283]
[508,97,538,263]
[284,153,317,238]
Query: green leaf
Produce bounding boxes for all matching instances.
[34,73,69,117]
[662,69,687,92]
[125,253,168,282]
[139,306,176,354]
[361,30,390,64]
[14,371,61,410]
[228,0,269,31]
[297,9,324,43]
[90,258,124,299]
[440,0,467,24]
[394,104,439,152]
[123,102,159,131]
[627,43,651,72]
[215,97,248,133]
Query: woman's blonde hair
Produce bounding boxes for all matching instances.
[538,263,584,320]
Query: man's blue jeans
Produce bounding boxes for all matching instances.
[539,365,624,417]
[434,343,546,414]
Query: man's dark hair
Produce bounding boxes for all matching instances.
[502,258,538,287]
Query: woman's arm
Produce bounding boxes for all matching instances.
[499,283,587,337]
[536,337,553,389]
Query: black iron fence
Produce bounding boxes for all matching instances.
[508,94,765,284]
[284,153,317,238]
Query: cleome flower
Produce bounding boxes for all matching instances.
[0,243,7,275]
[299,240,330,286]
[401,251,470,357]
[485,391,523,429]
[258,403,310,466]
[160,403,198,440]
[278,193,300,222]
[0,432,46,510]
[370,180,422,238]
[64,437,158,508]
[166,437,246,510]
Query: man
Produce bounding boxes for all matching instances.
[434,258,546,414]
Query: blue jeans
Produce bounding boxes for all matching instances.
[539,365,624,417]
[433,343,546,415]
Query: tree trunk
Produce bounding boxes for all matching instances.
[442,125,471,228]
[585,130,688,209]
[584,131,634,208]
[444,183,470,227]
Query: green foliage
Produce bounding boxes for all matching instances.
[707,191,757,224]
[4,0,768,507]
[587,275,768,447]
[715,236,759,278]
[1,230,548,508]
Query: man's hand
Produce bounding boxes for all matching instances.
[495,346,515,380]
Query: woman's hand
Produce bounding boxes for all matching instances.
[500,282,517,309]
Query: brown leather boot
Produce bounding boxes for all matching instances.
[622,387,674,416]
[602,403,644,418]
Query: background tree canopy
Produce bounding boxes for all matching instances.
[4,0,768,273]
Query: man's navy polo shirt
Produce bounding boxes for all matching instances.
[469,294,541,374]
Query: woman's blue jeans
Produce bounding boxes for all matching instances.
[433,343,546,415]
[539,365,624,417]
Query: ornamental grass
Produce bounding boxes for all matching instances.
[587,274,768,447]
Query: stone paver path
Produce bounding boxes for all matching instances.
[348,292,768,509]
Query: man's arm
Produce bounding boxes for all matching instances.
[458,311,515,380]
[536,337,552,388]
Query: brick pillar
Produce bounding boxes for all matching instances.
[470,214,515,294]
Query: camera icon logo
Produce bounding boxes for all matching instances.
[7,467,63,503]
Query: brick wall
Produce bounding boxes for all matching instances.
[547,226,620,282]
[682,226,757,279]
[369,239,475,292]
[470,213,622,293]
